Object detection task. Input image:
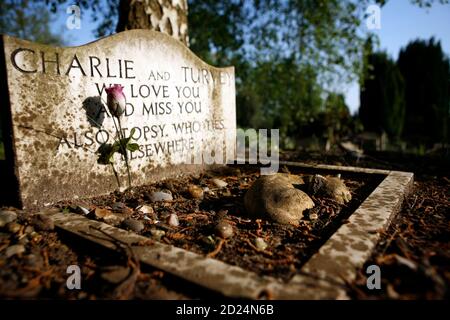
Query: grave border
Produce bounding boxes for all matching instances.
[45,161,413,299]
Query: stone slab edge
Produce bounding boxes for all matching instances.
[46,166,413,299]
[294,170,414,299]
[236,158,391,175]
[48,211,275,299]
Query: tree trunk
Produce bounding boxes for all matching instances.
[116,0,189,46]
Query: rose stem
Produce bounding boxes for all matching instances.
[115,116,132,188]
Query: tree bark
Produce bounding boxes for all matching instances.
[116,0,189,46]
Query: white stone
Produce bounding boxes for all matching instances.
[149,191,173,202]
[167,213,179,227]
[77,206,90,215]
[150,229,165,240]
[254,237,267,251]
[212,178,228,188]
[0,211,17,227]
[6,244,25,258]
[136,204,154,214]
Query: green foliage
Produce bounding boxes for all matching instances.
[189,1,362,145]
[188,0,247,67]
[0,0,64,45]
[359,51,406,138]
[97,128,138,165]
[322,93,353,139]
[409,0,449,7]
[236,58,324,146]
[398,38,450,144]
[190,0,372,86]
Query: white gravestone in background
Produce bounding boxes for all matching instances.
[0,30,236,208]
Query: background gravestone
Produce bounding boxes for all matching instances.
[0,30,236,208]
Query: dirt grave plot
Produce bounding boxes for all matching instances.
[53,165,384,282]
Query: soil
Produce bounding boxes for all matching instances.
[55,165,382,281]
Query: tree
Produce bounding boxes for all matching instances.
[322,93,352,143]
[45,0,189,45]
[359,50,406,138]
[0,0,64,45]
[235,58,324,146]
[116,0,188,45]
[398,38,450,144]
[187,0,445,145]
[189,0,371,86]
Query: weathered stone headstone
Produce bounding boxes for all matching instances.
[0,30,236,208]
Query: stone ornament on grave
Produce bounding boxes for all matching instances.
[0,30,236,208]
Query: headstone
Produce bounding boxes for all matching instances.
[0,30,236,208]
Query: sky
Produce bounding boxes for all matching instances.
[345,0,450,113]
[53,0,450,114]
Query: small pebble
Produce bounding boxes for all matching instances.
[0,211,17,227]
[122,218,145,233]
[6,222,22,234]
[24,226,34,234]
[221,189,232,197]
[149,191,173,202]
[30,232,42,243]
[32,214,55,231]
[187,185,204,199]
[201,235,216,248]
[215,221,234,239]
[75,205,90,215]
[18,236,29,245]
[111,202,126,211]
[111,203,132,216]
[255,237,268,251]
[94,208,112,219]
[6,244,25,258]
[211,178,227,188]
[150,229,165,240]
[103,213,126,226]
[167,214,179,227]
[136,205,154,215]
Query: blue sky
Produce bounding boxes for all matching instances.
[53,0,450,114]
[346,0,450,113]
